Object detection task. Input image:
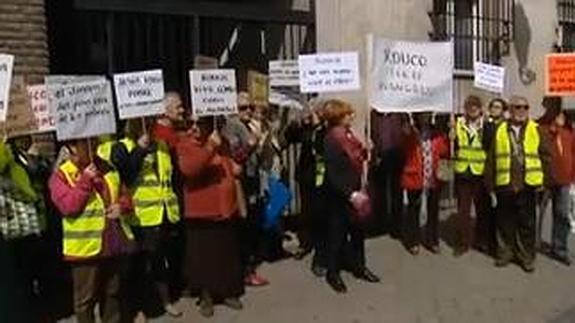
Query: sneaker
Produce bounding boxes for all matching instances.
[245,273,270,287]
[223,298,244,310]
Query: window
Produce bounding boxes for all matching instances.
[430,0,514,74]
[558,0,575,51]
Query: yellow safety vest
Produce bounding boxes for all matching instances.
[121,138,180,227]
[60,161,133,258]
[454,118,486,175]
[495,121,543,187]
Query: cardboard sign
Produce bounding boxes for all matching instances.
[474,62,505,94]
[269,60,300,87]
[53,78,116,141]
[28,84,55,133]
[248,70,269,105]
[298,52,360,93]
[368,36,453,113]
[189,69,238,117]
[194,55,219,70]
[0,54,14,122]
[0,76,30,137]
[113,69,165,119]
[546,53,575,96]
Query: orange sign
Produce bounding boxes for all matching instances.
[546,53,575,96]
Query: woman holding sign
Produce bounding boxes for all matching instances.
[177,116,244,317]
[49,138,136,323]
[322,99,380,294]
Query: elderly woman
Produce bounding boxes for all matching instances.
[322,99,380,294]
[177,116,244,317]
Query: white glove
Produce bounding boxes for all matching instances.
[490,192,497,208]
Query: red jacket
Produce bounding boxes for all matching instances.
[177,134,238,221]
[400,130,450,191]
[540,125,575,187]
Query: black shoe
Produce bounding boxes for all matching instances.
[312,264,327,278]
[550,252,572,267]
[495,258,511,268]
[326,273,347,293]
[519,262,535,273]
[353,268,381,283]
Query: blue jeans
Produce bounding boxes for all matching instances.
[552,186,571,258]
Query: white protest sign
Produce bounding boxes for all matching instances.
[46,75,106,120]
[53,78,116,141]
[368,36,453,113]
[27,84,55,133]
[0,54,14,122]
[189,69,237,117]
[113,69,164,119]
[474,62,505,94]
[269,88,304,109]
[298,52,360,93]
[269,60,300,87]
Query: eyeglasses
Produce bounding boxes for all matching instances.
[512,105,529,111]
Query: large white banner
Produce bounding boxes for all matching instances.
[53,78,116,141]
[113,69,165,119]
[0,54,14,122]
[189,69,238,117]
[299,52,360,93]
[368,36,453,113]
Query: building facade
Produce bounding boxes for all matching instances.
[316,0,562,133]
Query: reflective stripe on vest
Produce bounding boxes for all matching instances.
[59,161,134,258]
[121,138,180,227]
[495,121,543,187]
[454,118,486,175]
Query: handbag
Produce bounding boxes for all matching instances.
[350,188,372,222]
[0,176,42,240]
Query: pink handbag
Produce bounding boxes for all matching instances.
[350,189,372,222]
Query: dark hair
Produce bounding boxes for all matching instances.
[464,95,482,110]
[488,98,508,111]
[542,96,562,111]
[537,105,562,125]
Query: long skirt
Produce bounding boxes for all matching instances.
[184,219,244,300]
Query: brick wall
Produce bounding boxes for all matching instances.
[0,0,49,83]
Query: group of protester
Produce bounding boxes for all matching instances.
[0,88,573,323]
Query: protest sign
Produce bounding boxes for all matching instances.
[28,84,55,133]
[46,75,106,121]
[0,54,14,122]
[0,76,32,137]
[474,62,505,94]
[113,69,165,119]
[53,78,116,141]
[194,55,219,70]
[368,36,453,113]
[189,69,237,117]
[546,53,575,96]
[298,52,360,93]
[269,60,300,87]
[248,70,269,105]
[269,88,305,109]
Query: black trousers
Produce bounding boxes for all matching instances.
[326,191,366,274]
[298,185,328,267]
[404,189,440,248]
[496,189,537,265]
[372,149,404,237]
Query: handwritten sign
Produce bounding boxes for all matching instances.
[269,60,300,87]
[53,78,116,141]
[189,69,238,117]
[28,84,55,133]
[368,36,453,113]
[0,54,14,122]
[546,53,575,96]
[0,76,30,137]
[298,52,360,93]
[474,62,505,94]
[248,70,269,105]
[113,69,165,119]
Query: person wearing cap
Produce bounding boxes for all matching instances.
[49,138,135,323]
[485,96,550,273]
[453,95,491,257]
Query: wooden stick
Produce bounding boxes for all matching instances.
[87,138,93,162]
[141,117,147,136]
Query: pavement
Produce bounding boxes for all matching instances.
[58,213,575,323]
